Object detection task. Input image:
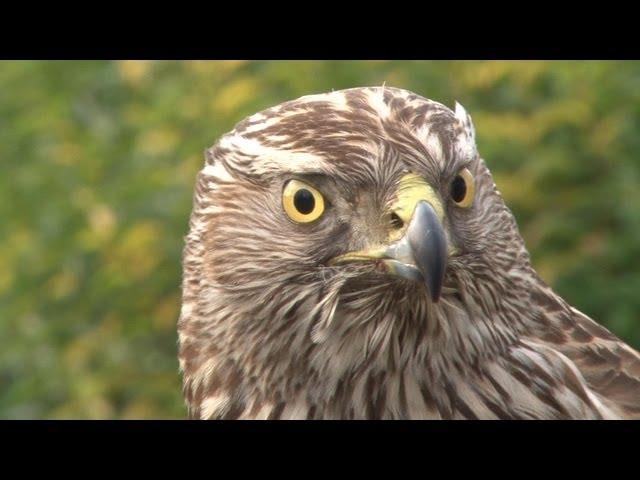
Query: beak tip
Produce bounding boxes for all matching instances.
[426,274,443,303]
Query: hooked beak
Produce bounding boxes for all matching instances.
[330,200,448,302]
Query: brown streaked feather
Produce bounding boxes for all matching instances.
[554,308,640,419]
[178,86,640,419]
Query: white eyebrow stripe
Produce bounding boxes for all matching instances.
[219,134,328,174]
[201,162,233,182]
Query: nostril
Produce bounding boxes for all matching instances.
[389,212,404,230]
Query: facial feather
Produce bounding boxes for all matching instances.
[178,86,640,419]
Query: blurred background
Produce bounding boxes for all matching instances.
[1,60,639,418]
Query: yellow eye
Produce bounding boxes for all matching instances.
[450,168,475,208]
[282,179,325,223]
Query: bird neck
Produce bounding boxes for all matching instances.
[180,262,563,419]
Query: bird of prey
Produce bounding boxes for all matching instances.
[178,86,640,419]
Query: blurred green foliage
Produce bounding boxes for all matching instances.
[1,61,639,418]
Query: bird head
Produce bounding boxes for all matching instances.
[178,86,534,418]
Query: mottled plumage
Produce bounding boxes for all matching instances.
[178,86,640,419]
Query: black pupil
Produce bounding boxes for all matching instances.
[294,189,315,214]
[450,175,467,203]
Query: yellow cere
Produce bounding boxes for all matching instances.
[392,173,445,222]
